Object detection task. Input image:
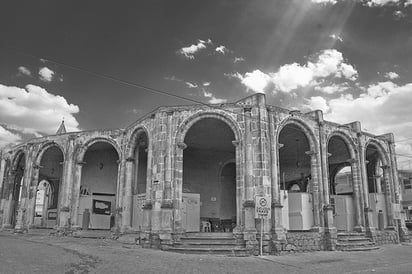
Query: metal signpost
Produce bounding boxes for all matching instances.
[255,195,271,256]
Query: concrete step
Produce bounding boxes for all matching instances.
[337,232,366,237]
[337,237,372,243]
[336,242,376,248]
[185,232,234,238]
[338,246,380,252]
[167,246,249,256]
[178,239,238,245]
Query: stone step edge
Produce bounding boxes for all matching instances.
[337,246,380,252]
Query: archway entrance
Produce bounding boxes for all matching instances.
[78,142,119,230]
[182,118,236,232]
[366,143,388,230]
[35,146,64,228]
[10,153,25,227]
[278,124,313,231]
[34,180,52,227]
[328,136,355,231]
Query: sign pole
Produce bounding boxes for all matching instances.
[260,215,263,256]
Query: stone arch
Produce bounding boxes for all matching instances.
[125,126,150,159]
[277,116,321,229]
[34,142,65,167]
[11,150,26,172]
[176,110,242,144]
[326,131,357,160]
[276,117,318,153]
[174,110,243,231]
[76,137,122,163]
[365,139,390,166]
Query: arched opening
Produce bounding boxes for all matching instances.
[35,146,64,228]
[182,118,236,232]
[78,141,119,230]
[366,143,387,229]
[328,135,355,231]
[278,123,313,231]
[131,131,148,230]
[34,180,52,227]
[10,153,25,227]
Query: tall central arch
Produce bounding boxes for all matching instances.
[181,117,238,232]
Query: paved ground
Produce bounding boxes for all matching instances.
[1,230,412,274]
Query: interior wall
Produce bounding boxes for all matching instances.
[183,148,235,220]
[279,125,311,190]
[82,148,118,195]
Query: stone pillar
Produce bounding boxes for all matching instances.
[357,135,370,230]
[27,166,39,228]
[15,150,33,233]
[350,158,364,232]
[382,165,395,228]
[0,157,6,226]
[268,110,285,254]
[58,136,76,231]
[160,111,174,250]
[306,150,322,231]
[243,107,257,255]
[121,157,134,232]
[70,161,84,229]
[2,171,15,229]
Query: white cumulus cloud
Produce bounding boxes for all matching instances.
[39,67,55,82]
[18,66,31,76]
[203,90,227,104]
[178,39,212,59]
[0,84,80,137]
[0,125,21,148]
[234,49,357,94]
[215,45,228,55]
[233,70,272,93]
[384,71,399,80]
[304,96,330,112]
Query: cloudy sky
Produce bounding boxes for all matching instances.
[1,0,412,168]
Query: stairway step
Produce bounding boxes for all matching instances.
[338,246,380,252]
[185,232,234,238]
[336,242,376,248]
[168,247,249,256]
[178,239,238,245]
[338,237,371,242]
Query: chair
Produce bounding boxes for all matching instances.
[201,221,211,232]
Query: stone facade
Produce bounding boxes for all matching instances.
[0,93,409,254]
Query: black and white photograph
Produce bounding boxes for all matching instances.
[1,0,412,273]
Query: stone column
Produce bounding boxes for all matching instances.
[70,161,84,229]
[160,111,174,250]
[15,150,33,233]
[121,157,134,232]
[350,158,364,232]
[58,136,75,231]
[27,166,39,228]
[382,165,395,228]
[173,141,186,234]
[0,157,7,227]
[243,107,257,255]
[2,171,15,229]
[306,150,322,231]
[268,110,285,250]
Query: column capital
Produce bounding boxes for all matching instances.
[346,158,357,164]
[177,142,187,150]
[381,165,391,170]
[278,143,284,149]
[305,150,315,156]
[76,161,86,166]
[232,140,240,147]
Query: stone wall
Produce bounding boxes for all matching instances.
[375,230,398,245]
[275,232,327,254]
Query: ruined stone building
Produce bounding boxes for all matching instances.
[0,94,409,254]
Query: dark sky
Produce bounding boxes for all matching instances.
[1,0,412,167]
